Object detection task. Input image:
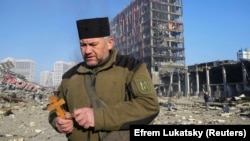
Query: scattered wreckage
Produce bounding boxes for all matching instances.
[0,62,55,116]
[158,93,250,120]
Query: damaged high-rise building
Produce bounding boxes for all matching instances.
[110,0,185,96]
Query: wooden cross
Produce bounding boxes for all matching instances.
[48,95,66,119]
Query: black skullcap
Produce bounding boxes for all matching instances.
[76,17,110,39]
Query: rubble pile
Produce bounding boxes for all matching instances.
[0,89,67,141]
[153,95,250,125]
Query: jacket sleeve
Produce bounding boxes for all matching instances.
[94,63,160,131]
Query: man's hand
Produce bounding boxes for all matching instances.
[55,112,74,134]
[73,107,95,129]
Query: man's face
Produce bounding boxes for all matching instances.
[80,37,114,67]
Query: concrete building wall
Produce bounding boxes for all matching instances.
[110,0,185,95]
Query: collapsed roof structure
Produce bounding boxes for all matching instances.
[0,61,44,94]
[188,60,250,100]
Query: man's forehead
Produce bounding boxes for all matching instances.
[80,38,103,43]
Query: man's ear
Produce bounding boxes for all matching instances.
[107,38,114,49]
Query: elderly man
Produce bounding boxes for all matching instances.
[48,17,159,141]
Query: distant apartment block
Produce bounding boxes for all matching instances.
[53,61,75,86]
[40,71,53,87]
[237,48,250,61]
[1,57,35,82]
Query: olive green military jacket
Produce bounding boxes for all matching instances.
[49,48,159,141]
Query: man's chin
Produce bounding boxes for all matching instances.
[86,61,98,67]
